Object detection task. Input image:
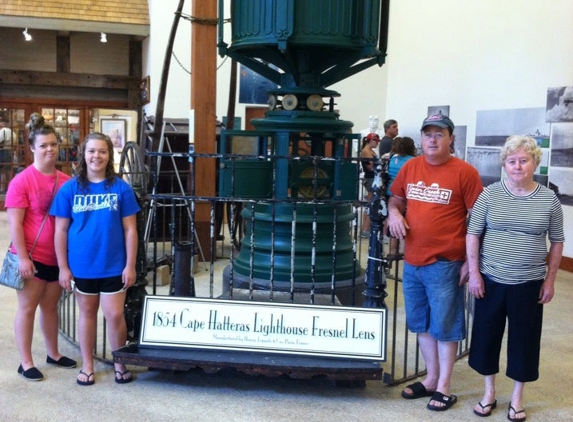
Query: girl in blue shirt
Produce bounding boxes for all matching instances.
[52,133,140,386]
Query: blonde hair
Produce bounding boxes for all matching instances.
[499,135,542,166]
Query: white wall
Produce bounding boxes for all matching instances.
[378,0,573,258]
[145,0,233,122]
[384,0,573,133]
[331,65,389,133]
[144,0,192,119]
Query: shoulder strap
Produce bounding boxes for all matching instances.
[29,172,60,258]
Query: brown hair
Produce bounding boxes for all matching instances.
[391,136,417,156]
[76,132,117,191]
[25,113,57,147]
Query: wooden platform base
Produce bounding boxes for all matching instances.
[113,343,383,386]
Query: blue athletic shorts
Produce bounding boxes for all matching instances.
[73,275,125,295]
[402,258,466,342]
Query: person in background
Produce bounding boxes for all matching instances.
[359,132,380,237]
[52,133,140,386]
[379,119,398,157]
[0,118,16,193]
[5,113,76,381]
[358,116,384,157]
[467,135,564,421]
[385,136,417,196]
[384,136,417,259]
[387,114,483,412]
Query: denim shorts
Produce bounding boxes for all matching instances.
[402,258,466,342]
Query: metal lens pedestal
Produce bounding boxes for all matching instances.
[221,109,364,306]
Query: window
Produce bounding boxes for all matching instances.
[0,107,27,194]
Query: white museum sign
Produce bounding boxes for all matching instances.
[139,296,387,361]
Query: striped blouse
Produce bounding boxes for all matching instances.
[467,181,565,284]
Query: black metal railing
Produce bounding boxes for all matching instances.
[57,148,471,384]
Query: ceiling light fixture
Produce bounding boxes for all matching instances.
[100,32,107,43]
[23,28,32,41]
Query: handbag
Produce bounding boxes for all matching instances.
[0,173,60,290]
[0,251,26,290]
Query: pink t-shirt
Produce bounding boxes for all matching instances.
[4,165,70,266]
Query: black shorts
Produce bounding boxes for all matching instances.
[33,260,59,282]
[73,275,125,295]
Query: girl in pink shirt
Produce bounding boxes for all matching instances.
[5,113,76,381]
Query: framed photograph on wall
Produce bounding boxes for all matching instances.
[239,64,278,104]
[100,118,126,150]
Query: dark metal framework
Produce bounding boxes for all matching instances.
[57,147,473,385]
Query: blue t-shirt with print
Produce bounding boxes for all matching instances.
[50,176,140,279]
[386,154,415,196]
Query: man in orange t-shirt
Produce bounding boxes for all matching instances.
[388,114,482,412]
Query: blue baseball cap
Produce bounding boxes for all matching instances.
[421,114,455,131]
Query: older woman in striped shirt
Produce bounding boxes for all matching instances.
[466,135,564,421]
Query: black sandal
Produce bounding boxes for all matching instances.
[507,403,526,421]
[427,391,458,411]
[401,381,435,399]
[474,399,497,417]
[115,370,133,384]
[77,370,95,386]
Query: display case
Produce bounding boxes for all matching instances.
[0,108,27,194]
[41,107,81,175]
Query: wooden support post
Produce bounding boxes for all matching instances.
[191,0,217,260]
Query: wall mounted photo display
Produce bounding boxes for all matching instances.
[536,147,551,178]
[466,146,501,187]
[546,86,573,122]
[100,118,127,150]
[550,122,573,168]
[476,107,550,147]
[452,125,467,160]
[548,167,573,206]
[427,105,450,118]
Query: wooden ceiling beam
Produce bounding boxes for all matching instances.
[0,69,139,90]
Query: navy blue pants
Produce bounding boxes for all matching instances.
[468,275,544,383]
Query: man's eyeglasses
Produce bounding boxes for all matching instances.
[422,132,446,140]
